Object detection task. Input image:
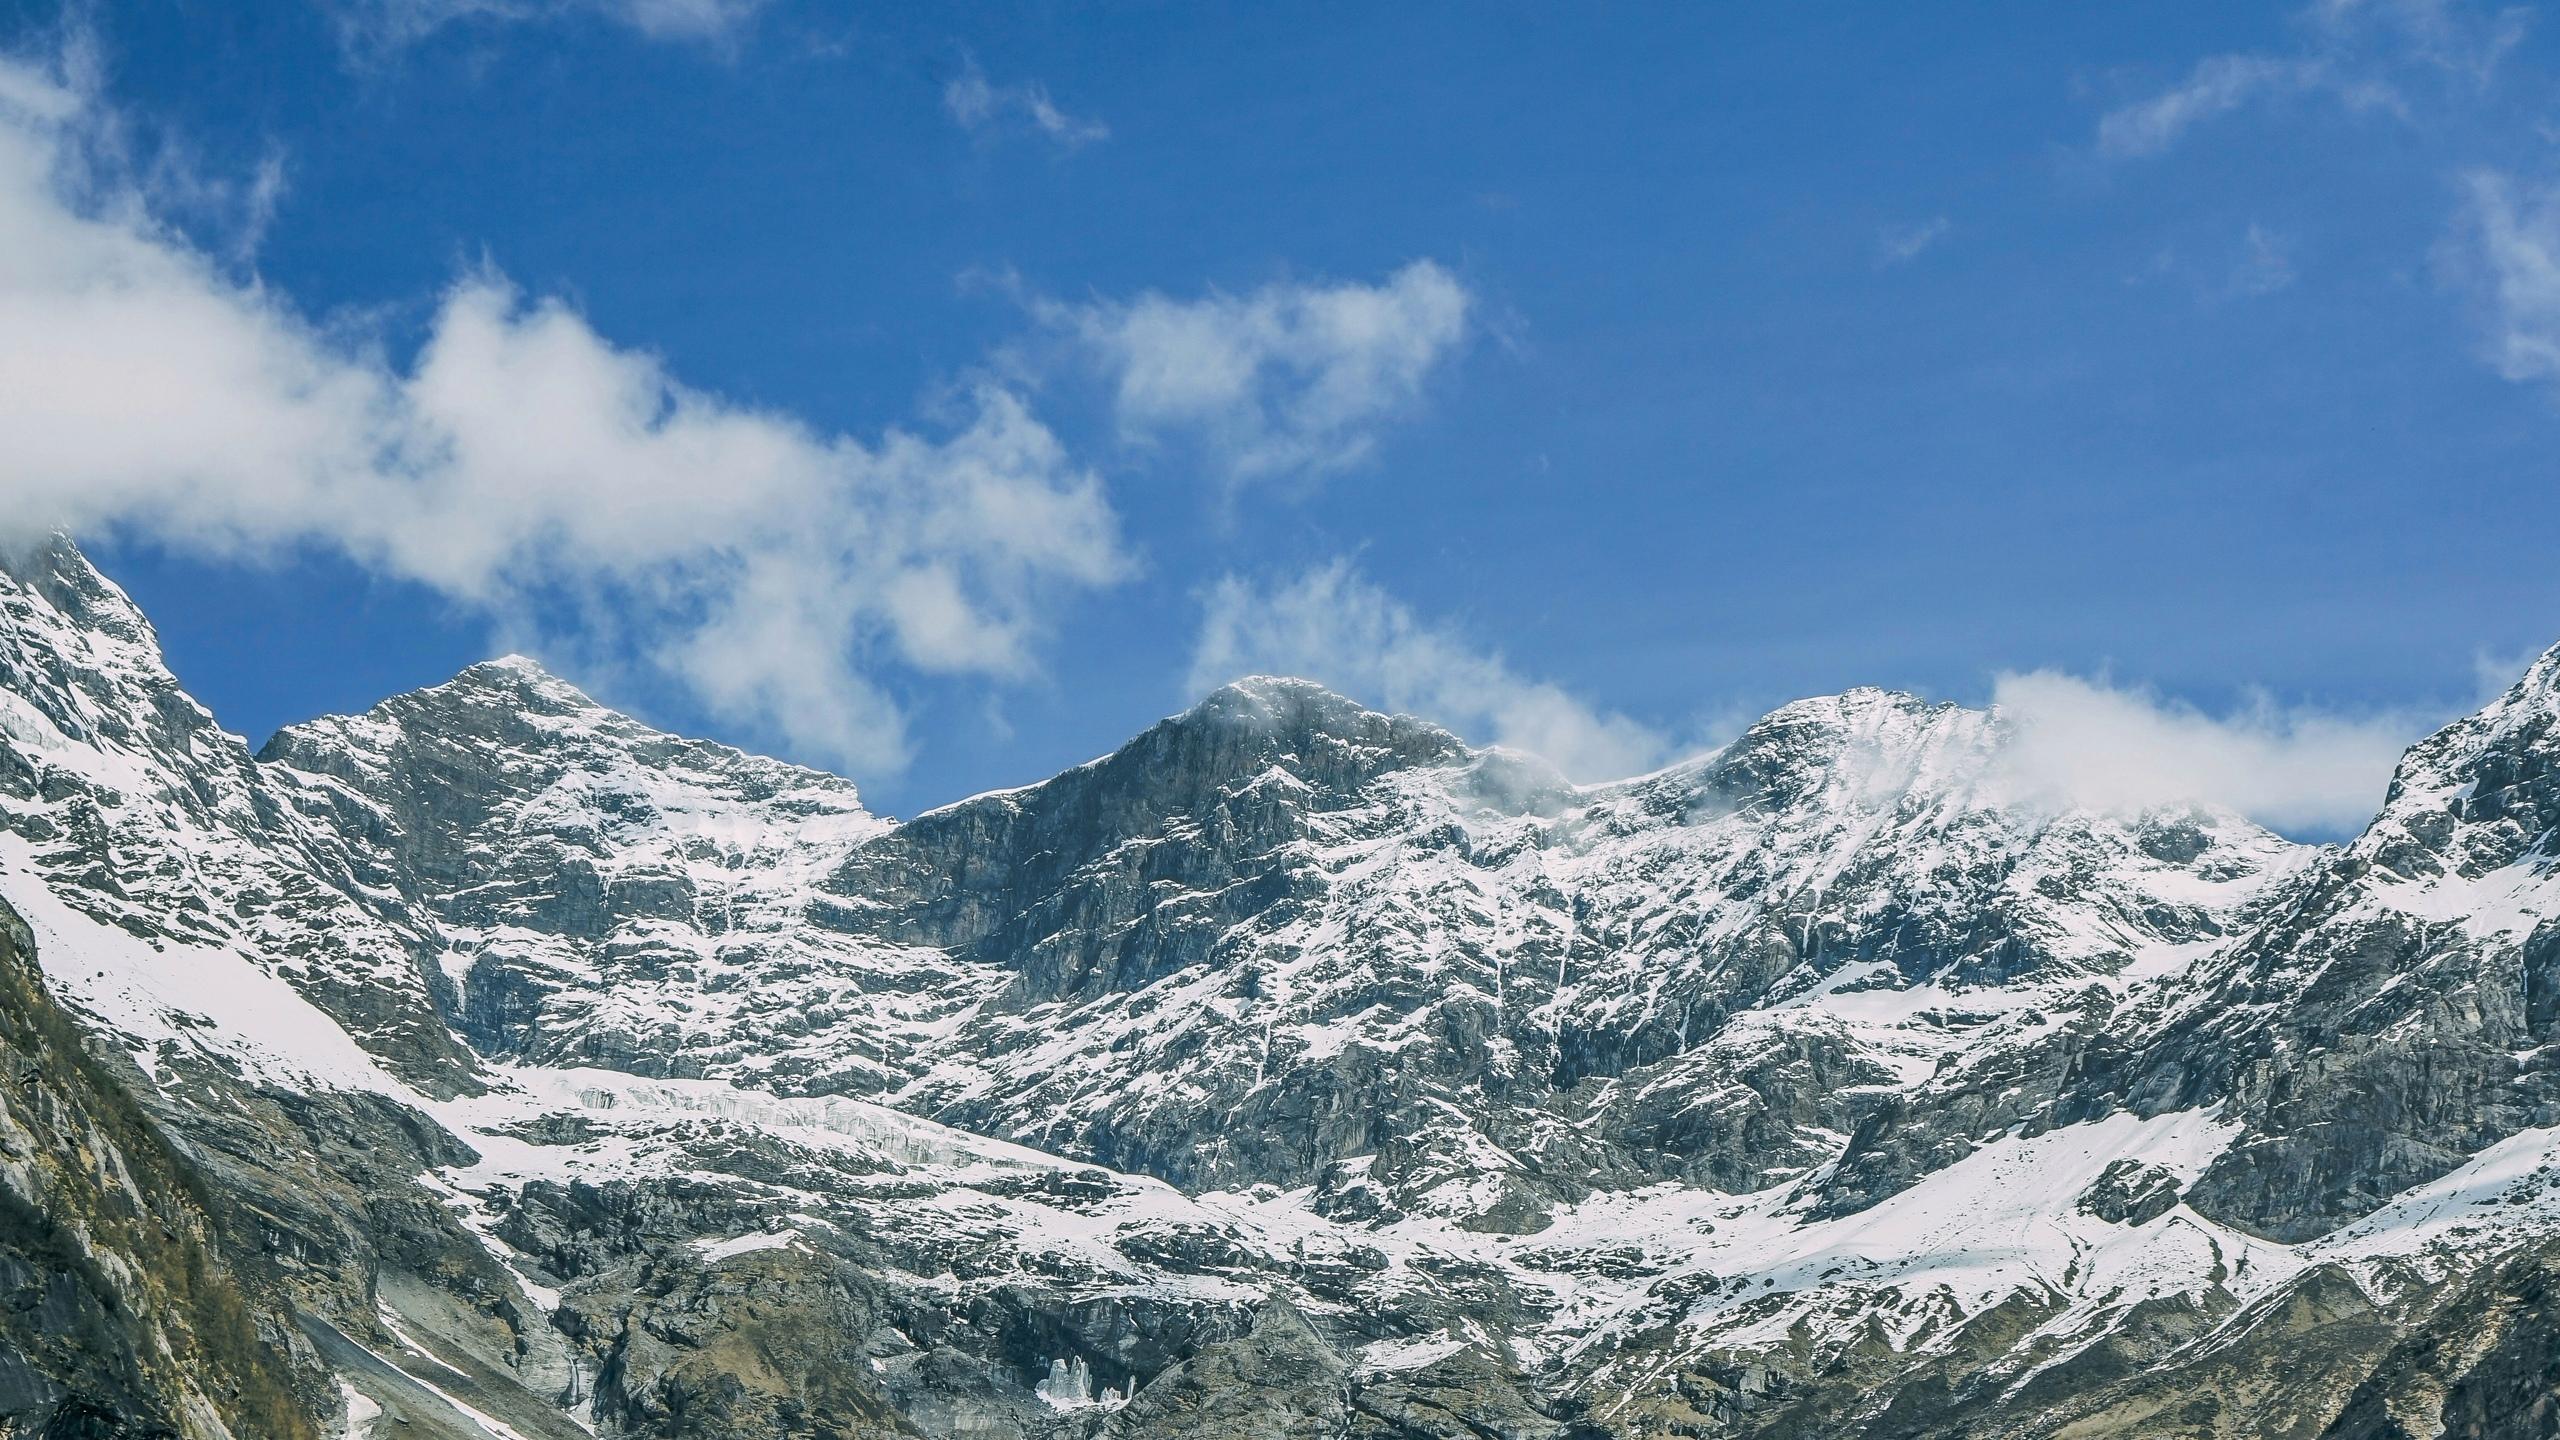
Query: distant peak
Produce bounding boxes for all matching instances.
[1734,685,1963,745]
[420,653,608,716]
[1693,685,1993,811]
[1217,673,1352,697]
[1183,675,1461,743]
[1132,676,1476,785]
[1188,675,1369,722]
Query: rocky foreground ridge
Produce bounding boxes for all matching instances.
[6,534,2560,1437]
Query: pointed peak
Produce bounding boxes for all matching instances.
[1756,685,1951,728]
[1197,673,1371,708]
[1177,676,1469,757]
[1722,685,1979,764]
[0,531,159,653]
[432,653,606,713]
[1697,685,1992,811]
[2390,637,2560,764]
[1183,676,1373,733]
[2357,635,2560,865]
[2494,638,2560,713]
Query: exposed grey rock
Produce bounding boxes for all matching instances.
[2078,1158,2184,1226]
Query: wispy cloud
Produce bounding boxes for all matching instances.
[327,0,765,54]
[1188,561,1668,782]
[2093,0,2525,159]
[15,31,290,268]
[1876,215,1952,267]
[2450,169,2560,389]
[0,51,1125,778]
[1988,671,2423,835]
[1032,261,1473,489]
[944,57,1107,149]
[2315,0,2530,82]
[2228,222,2298,296]
[2098,54,2321,159]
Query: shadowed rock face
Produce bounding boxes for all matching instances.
[16,536,2560,1437]
[0,899,323,1440]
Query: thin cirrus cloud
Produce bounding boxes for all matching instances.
[325,0,766,51]
[2092,0,2526,160]
[0,52,1127,779]
[1034,261,1474,489]
[2227,222,2297,297]
[2450,169,2560,391]
[2095,53,2322,159]
[1188,561,1671,783]
[944,58,1108,149]
[1876,215,1953,267]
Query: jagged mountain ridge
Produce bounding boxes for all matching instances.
[9,533,2560,1438]
[259,656,2308,1229]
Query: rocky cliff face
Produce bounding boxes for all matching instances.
[0,895,323,1440]
[2094,647,2560,1241]
[9,535,2560,1437]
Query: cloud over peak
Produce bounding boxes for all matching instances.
[1988,670,2420,835]
[1189,561,1668,783]
[0,53,1124,777]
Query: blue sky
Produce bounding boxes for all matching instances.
[4,1,2559,829]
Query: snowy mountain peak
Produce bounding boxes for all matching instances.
[1692,684,1997,817]
[1199,672,1368,709]
[0,536,207,752]
[0,534,158,649]
[2349,639,2560,883]
[267,652,870,820]
[439,651,604,710]
[1176,674,1470,767]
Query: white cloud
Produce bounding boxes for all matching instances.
[2451,169,2560,388]
[2097,54,2319,159]
[0,53,1125,777]
[944,59,1108,149]
[2313,0,2530,82]
[1988,671,2421,835]
[328,0,764,52]
[1188,562,1667,782]
[2093,0,2524,159]
[1038,262,1472,487]
[1876,215,1952,267]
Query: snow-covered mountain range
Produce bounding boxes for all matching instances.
[7,534,2560,1439]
